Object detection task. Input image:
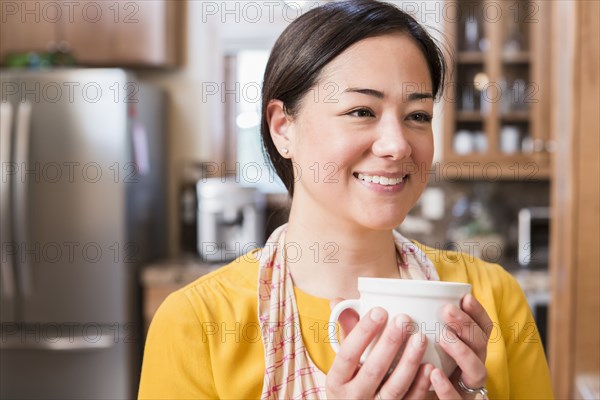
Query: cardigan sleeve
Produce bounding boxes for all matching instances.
[138,290,218,400]
[496,268,554,399]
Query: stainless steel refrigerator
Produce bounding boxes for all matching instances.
[0,69,166,399]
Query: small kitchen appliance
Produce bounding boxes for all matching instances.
[197,178,265,263]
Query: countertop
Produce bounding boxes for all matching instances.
[141,257,223,287]
[141,257,550,294]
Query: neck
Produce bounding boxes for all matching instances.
[284,196,400,300]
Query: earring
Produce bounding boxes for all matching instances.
[282,147,289,155]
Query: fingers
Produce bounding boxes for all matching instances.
[328,307,388,386]
[330,298,360,342]
[441,300,490,361]
[438,329,487,389]
[403,363,434,400]
[376,333,428,398]
[430,369,462,400]
[439,296,489,395]
[327,310,431,399]
[353,314,412,393]
[461,294,493,341]
[439,294,490,393]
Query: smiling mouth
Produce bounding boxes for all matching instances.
[353,172,408,186]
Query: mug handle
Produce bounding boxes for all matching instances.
[328,299,363,360]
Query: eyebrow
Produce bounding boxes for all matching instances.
[342,87,434,101]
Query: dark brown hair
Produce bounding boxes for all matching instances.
[260,0,447,197]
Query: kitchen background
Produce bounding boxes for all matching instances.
[0,0,598,399]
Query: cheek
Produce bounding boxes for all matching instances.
[297,121,364,171]
[411,133,434,168]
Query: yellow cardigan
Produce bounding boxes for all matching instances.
[138,245,554,399]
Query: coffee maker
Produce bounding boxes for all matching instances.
[197,178,265,263]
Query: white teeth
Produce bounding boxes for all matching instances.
[356,173,405,186]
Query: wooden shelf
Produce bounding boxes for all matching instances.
[456,111,484,122]
[501,111,530,122]
[502,51,531,64]
[440,155,550,181]
[457,52,485,64]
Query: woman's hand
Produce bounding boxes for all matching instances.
[326,300,434,399]
[429,294,492,399]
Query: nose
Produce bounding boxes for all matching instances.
[371,117,412,160]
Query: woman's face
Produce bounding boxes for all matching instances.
[286,33,435,231]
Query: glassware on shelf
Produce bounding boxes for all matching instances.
[478,38,491,52]
[500,125,521,154]
[499,78,511,114]
[473,131,488,153]
[499,75,530,114]
[480,89,492,115]
[474,72,491,115]
[460,70,480,112]
[504,17,525,54]
[462,87,476,112]
[454,130,475,155]
[465,17,480,52]
[521,135,534,154]
[511,79,528,111]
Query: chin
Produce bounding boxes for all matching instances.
[356,213,408,232]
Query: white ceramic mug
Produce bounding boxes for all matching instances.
[328,278,471,377]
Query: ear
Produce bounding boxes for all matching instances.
[266,99,294,158]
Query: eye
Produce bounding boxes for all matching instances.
[407,112,433,123]
[347,108,375,118]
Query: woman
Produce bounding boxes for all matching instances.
[138,1,554,399]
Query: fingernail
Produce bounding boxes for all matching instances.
[424,364,433,378]
[465,294,474,306]
[448,304,459,318]
[431,368,443,384]
[394,314,409,328]
[411,333,426,349]
[370,307,386,322]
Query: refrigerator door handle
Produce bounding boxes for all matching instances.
[13,101,33,297]
[0,102,16,299]
[0,333,116,351]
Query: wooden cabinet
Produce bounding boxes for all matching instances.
[442,0,552,179]
[0,0,180,67]
[0,0,59,56]
[549,1,600,397]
